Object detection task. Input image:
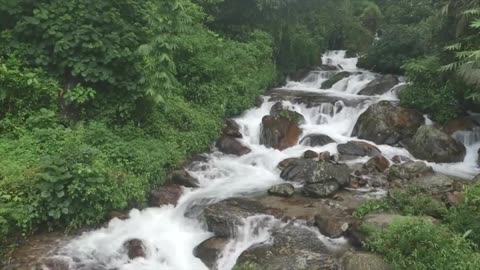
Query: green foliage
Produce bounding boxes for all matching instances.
[447,183,480,249]
[367,217,480,270]
[400,56,464,123]
[354,187,448,219]
[233,261,260,270]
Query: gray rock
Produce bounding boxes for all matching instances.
[203,198,267,237]
[149,184,183,207]
[352,101,424,146]
[223,119,242,138]
[216,135,251,156]
[321,71,351,89]
[363,155,390,172]
[236,224,340,270]
[314,214,350,238]
[303,150,319,159]
[35,257,72,270]
[412,174,454,193]
[407,125,466,163]
[337,141,381,160]
[342,252,391,270]
[277,158,300,171]
[474,174,480,182]
[123,239,146,259]
[268,183,295,197]
[358,75,399,96]
[303,181,340,198]
[280,160,350,186]
[168,170,199,188]
[193,237,229,269]
[300,134,335,147]
[388,161,433,181]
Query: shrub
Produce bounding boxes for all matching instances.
[367,217,480,270]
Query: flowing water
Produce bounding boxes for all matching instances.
[50,51,480,270]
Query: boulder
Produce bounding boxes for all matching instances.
[321,71,351,89]
[407,125,466,163]
[443,117,480,135]
[314,214,350,238]
[352,101,424,146]
[412,174,454,194]
[280,160,350,186]
[123,239,146,259]
[319,151,333,162]
[304,181,340,198]
[203,198,267,237]
[260,114,303,150]
[342,252,390,270]
[216,135,251,156]
[303,150,319,159]
[35,257,72,270]
[388,161,433,181]
[358,75,399,96]
[300,134,335,147]
[222,119,242,138]
[193,237,229,269]
[363,155,390,172]
[149,184,183,207]
[268,183,295,197]
[236,224,340,270]
[255,96,264,108]
[337,141,381,160]
[445,191,465,207]
[168,170,199,188]
[277,158,299,171]
[391,155,411,164]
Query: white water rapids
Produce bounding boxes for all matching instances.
[55,51,480,270]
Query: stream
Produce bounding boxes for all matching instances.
[27,51,480,270]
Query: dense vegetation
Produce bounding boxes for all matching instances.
[0,0,379,261]
[361,0,480,123]
[1,0,479,268]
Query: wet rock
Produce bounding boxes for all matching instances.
[337,141,381,160]
[319,151,333,162]
[255,96,264,108]
[300,134,335,147]
[124,239,146,259]
[289,68,311,81]
[358,75,399,96]
[281,160,350,186]
[303,150,319,159]
[168,170,199,188]
[342,252,391,270]
[314,215,350,238]
[319,64,340,71]
[36,257,72,270]
[412,174,454,194]
[391,155,411,164]
[277,158,299,171]
[321,71,352,89]
[268,183,295,197]
[363,155,390,172]
[407,125,466,163]
[237,224,340,270]
[109,210,129,220]
[445,191,465,207]
[388,161,433,181]
[443,117,480,135]
[474,174,480,182]
[260,114,303,150]
[149,184,183,207]
[223,119,242,138]
[304,181,340,198]
[193,237,229,269]
[268,89,373,109]
[203,198,267,237]
[352,101,424,146]
[216,135,251,156]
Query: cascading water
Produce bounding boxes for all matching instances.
[47,51,480,270]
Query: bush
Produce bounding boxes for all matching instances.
[367,217,480,270]
[447,183,480,249]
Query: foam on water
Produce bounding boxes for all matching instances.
[56,51,480,270]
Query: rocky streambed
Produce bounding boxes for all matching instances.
[9,51,480,270]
